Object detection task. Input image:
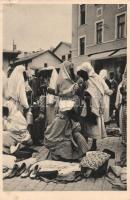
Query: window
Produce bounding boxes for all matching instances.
[118,4,125,9]
[96,21,103,43]
[44,63,48,67]
[79,36,85,55]
[80,4,85,25]
[62,55,66,61]
[97,7,103,17]
[117,14,126,39]
[68,52,71,60]
[25,63,28,70]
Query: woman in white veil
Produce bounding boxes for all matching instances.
[46,67,59,125]
[99,69,113,123]
[3,65,31,154]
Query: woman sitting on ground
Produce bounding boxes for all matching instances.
[44,61,88,161]
[3,65,32,155]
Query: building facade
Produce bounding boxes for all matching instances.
[13,50,62,70]
[28,50,62,70]
[53,41,72,62]
[72,4,127,78]
[12,41,72,74]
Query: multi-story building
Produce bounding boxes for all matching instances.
[72,4,127,77]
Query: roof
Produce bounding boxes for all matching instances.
[3,50,21,61]
[14,50,45,64]
[3,49,21,55]
[53,41,71,53]
[13,50,62,65]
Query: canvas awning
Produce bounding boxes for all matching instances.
[110,48,127,58]
[88,51,115,60]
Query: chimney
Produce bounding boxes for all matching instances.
[13,40,17,51]
[24,52,28,55]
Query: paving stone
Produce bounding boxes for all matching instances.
[63,182,76,191]
[44,182,57,191]
[32,180,48,191]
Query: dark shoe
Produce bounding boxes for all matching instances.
[7,164,19,178]
[14,151,32,160]
[33,142,43,146]
[3,167,8,173]
[89,146,97,151]
[14,147,38,160]
[103,149,115,159]
[15,163,26,177]
[105,120,111,125]
[116,160,126,168]
[37,170,58,180]
[116,161,122,166]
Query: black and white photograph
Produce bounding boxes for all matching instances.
[2,3,127,191]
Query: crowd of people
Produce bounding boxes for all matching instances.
[2,61,127,182]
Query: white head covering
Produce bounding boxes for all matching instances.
[122,66,127,88]
[76,65,82,73]
[57,61,74,82]
[77,62,95,77]
[77,62,104,95]
[99,69,108,80]
[7,65,29,109]
[55,61,75,96]
[46,67,59,105]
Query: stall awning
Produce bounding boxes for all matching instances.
[110,48,127,58]
[88,51,115,60]
[38,66,60,72]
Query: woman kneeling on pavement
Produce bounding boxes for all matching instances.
[44,61,88,161]
[3,65,32,155]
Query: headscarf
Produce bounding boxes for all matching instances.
[77,62,105,116]
[7,65,29,109]
[99,69,111,94]
[56,61,75,96]
[46,67,58,105]
[122,66,127,88]
[55,61,77,112]
[77,62,104,95]
[49,67,59,90]
[99,69,108,80]
[78,62,95,77]
[115,81,122,109]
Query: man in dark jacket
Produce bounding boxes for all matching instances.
[109,72,118,117]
